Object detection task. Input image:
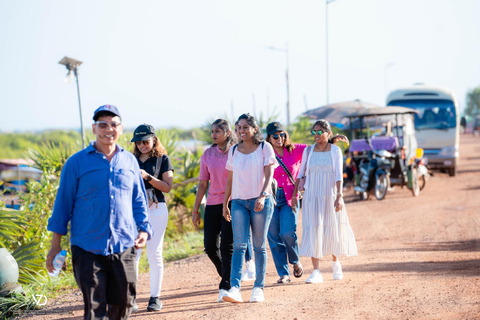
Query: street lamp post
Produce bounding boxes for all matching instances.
[58,56,85,149]
[384,62,396,98]
[325,0,337,106]
[267,43,291,126]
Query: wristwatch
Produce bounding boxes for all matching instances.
[260,192,267,197]
[146,175,153,182]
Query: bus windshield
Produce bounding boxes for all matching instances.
[387,99,456,130]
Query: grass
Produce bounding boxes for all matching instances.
[131,230,204,274]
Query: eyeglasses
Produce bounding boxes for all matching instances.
[272,133,286,140]
[135,140,152,146]
[311,130,325,136]
[95,121,122,129]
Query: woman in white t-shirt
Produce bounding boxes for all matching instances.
[222,113,277,304]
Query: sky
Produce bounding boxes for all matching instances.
[1,0,479,132]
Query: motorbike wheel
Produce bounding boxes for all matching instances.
[419,175,426,190]
[359,191,369,201]
[375,173,388,200]
[411,167,420,197]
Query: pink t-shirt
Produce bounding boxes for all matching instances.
[273,144,307,206]
[199,145,229,205]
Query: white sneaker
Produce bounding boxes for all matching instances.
[241,260,256,281]
[305,269,323,284]
[217,289,228,302]
[222,287,243,303]
[332,261,343,280]
[249,287,265,303]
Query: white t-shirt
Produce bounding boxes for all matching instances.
[226,142,278,200]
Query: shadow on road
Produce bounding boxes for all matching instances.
[347,259,480,277]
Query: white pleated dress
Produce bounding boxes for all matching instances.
[299,150,358,259]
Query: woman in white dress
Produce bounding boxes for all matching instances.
[292,119,358,284]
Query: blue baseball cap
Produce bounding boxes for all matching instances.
[93,104,122,121]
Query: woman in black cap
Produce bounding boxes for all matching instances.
[131,124,173,312]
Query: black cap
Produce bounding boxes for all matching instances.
[93,105,122,121]
[266,122,285,135]
[131,124,156,142]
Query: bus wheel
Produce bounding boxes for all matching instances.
[449,166,457,177]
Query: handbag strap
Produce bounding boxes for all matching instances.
[275,155,295,185]
[153,156,162,179]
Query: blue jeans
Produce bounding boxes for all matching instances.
[267,188,300,277]
[230,196,274,289]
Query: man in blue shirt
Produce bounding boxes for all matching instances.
[47,105,153,319]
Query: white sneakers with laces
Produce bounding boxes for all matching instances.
[241,259,256,281]
[249,287,265,303]
[305,269,323,284]
[222,287,243,303]
[217,289,228,302]
[332,260,343,280]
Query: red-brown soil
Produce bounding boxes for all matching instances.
[18,135,480,320]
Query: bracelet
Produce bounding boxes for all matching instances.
[193,212,199,215]
[146,175,153,182]
[337,193,343,197]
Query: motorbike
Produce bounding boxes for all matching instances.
[347,106,424,201]
[354,143,394,201]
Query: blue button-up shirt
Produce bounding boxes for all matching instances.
[47,143,153,256]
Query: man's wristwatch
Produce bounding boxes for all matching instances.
[146,175,153,182]
[260,192,267,197]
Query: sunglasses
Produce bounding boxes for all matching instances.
[135,140,152,146]
[311,130,325,136]
[95,121,122,129]
[272,133,286,140]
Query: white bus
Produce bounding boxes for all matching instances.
[386,83,459,176]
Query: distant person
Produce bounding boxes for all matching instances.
[265,121,349,284]
[192,119,237,302]
[47,105,152,319]
[131,124,173,312]
[222,113,277,303]
[292,119,357,284]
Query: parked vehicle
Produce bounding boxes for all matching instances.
[386,83,459,176]
[346,106,423,201]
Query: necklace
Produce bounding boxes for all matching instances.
[314,142,329,152]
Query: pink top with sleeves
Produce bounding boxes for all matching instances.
[198,145,229,205]
[273,143,307,207]
[226,142,278,200]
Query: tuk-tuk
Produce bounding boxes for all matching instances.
[345,106,424,200]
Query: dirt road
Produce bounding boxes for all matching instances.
[22,135,480,320]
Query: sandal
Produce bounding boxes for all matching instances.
[277,275,291,284]
[293,263,304,278]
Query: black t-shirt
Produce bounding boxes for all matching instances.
[138,154,173,203]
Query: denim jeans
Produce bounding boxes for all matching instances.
[267,188,300,277]
[230,196,274,289]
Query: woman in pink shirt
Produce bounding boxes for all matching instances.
[265,122,307,283]
[192,119,237,302]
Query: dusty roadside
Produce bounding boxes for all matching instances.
[18,135,480,320]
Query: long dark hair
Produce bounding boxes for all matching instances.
[236,113,263,145]
[312,119,335,144]
[266,130,295,153]
[132,135,167,158]
[210,118,237,153]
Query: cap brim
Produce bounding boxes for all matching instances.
[131,134,154,142]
